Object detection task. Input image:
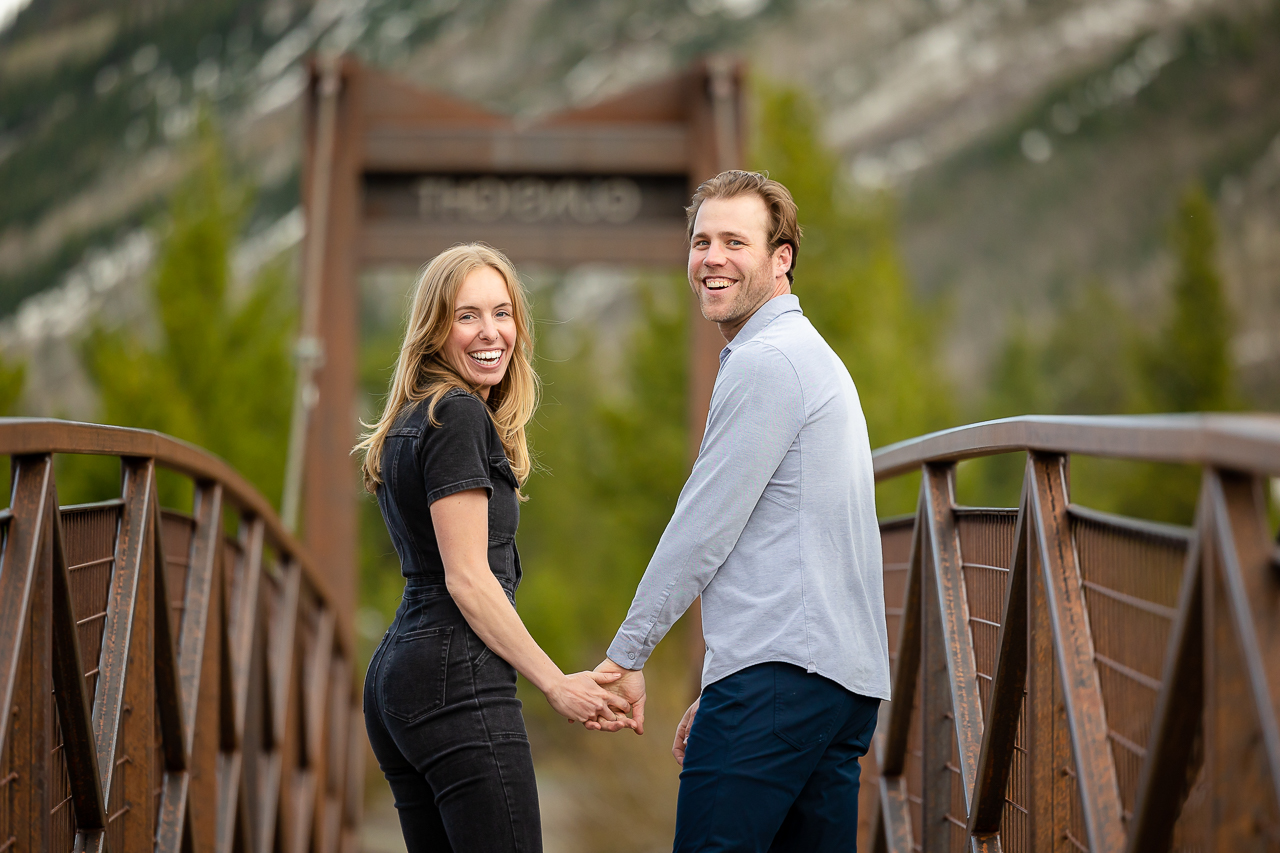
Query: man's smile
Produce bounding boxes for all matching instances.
[702,276,737,291]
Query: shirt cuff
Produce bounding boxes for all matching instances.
[607,631,654,671]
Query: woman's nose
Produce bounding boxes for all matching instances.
[479,316,498,340]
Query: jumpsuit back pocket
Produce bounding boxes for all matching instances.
[381,626,453,723]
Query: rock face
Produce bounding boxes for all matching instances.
[1,0,1277,416]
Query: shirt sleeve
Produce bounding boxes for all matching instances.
[607,342,806,669]
[418,393,494,504]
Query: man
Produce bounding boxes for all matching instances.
[590,170,891,852]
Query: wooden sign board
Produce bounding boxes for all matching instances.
[298,55,744,646]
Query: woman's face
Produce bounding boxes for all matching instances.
[443,265,518,401]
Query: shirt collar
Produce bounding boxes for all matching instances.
[720,294,802,364]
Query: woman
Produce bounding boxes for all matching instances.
[355,244,630,852]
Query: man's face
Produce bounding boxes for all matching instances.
[687,194,791,337]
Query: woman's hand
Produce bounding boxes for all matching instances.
[546,671,636,726]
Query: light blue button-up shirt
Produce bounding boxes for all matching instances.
[607,294,891,699]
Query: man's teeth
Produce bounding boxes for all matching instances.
[705,279,734,290]
[469,350,503,365]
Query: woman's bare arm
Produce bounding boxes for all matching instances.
[431,489,634,725]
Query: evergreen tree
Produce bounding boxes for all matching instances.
[1141,184,1234,413]
[77,117,294,506]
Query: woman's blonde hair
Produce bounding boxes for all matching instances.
[354,243,538,494]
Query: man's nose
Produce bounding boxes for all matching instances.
[704,241,728,266]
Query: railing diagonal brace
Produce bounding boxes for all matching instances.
[880,482,927,777]
[151,485,187,772]
[1204,469,1280,816]
[269,559,302,748]
[965,473,1032,847]
[1028,452,1124,852]
[90,456,155,807]
[1123,475,1206,853]
[924,463,984,809]
[49,482,108,829]
[0,454,52,761]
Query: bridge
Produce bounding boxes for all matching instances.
[0,413,1277,851]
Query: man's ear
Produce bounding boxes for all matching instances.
[774,243,794,279]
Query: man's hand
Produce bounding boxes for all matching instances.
[672,696,699,765]
[584,658,646,734]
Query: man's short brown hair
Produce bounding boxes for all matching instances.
[686,170,802,284]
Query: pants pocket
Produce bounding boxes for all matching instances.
[773,664,836,751]
[381,626,452,723]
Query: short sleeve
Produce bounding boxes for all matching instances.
[417,393,494,504]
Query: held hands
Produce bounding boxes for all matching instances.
[672,696,699,765]
[546,671,635,726]
[583,658,646,735]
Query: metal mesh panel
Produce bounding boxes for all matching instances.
[61,505,121,700]
[1071,506,1189,819]
[955,508,1026,852]
[49,712,74,852]
[882,518,915,667]
[0,711,13,853]
[947,725,966,852]
[160,511,195,643]
[907,667,923,851]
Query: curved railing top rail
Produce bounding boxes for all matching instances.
[0,417,342,643]
[872,412,1280,481]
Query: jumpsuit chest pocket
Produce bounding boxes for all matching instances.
[381,626,452,723]
[487,454,519,545]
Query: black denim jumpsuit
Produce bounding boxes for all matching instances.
[364,389,541,852]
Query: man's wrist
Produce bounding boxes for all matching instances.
[605,637,646,670]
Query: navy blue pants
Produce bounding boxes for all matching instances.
[674,662,880,853]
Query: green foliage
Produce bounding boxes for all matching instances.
[518,277,689,670]
[0,353,25,415]
[69,117,294,506]
[975,183,1235,523]
[750,82,954,514]
[1139,185,1234,413]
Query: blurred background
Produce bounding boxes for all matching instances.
[1,0,1278,849]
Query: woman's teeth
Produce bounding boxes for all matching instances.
[468,350,503,365]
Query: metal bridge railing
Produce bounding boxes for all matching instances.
[863,414,1280,853]
[0,419,362,853]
